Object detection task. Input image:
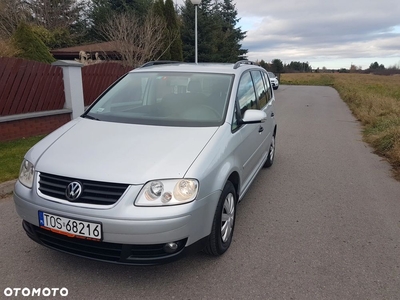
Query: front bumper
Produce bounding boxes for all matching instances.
[22,221,207,265]
[271,80,279,88]
[14,180,219,264]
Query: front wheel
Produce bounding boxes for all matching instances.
[204,181,237,256]
[263,134,276,168]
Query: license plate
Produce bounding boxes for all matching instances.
[38,211,102,241]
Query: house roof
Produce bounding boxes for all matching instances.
[51,41,120,60]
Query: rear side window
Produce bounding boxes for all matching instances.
[237,71,257,116]
[262,72,273,102]
[251,70,268,108]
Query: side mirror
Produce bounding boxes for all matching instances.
[240,109,267,124]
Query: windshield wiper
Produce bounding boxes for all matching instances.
[82,114,100,121]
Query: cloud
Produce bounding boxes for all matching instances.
[236,0,400,68]
[178,0,400,68]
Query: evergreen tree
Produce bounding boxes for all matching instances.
[153,0,170,60]
[12,22,55,63]
[87,0,110,41]
[181,0,219,62]
[88,0,154,42]
[213,0,247,62]
[180,1,195,62]
[259,59,268,70]
[271,58,284,73]
[180,0,246,63]
[153,0,164,17]
[164,0,182,61]
[108,0,153,15]
[284,61,312,72]
[369,61,385,70]
[199,0,214,15]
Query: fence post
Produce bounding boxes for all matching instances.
[52,60,84,119]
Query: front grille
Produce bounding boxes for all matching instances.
[38,172,128,205]
[25,222,187,264]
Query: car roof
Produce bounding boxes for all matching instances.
[130,61,265,75]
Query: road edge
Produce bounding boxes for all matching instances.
[0,179,16,198]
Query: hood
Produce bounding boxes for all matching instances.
[35,118,218,184]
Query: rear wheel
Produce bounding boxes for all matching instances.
[204,181,237,256]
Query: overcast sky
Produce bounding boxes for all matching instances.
[182,0,400,69]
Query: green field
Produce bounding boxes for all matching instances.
[281,73,400,179]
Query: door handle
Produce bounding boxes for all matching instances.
[258,126,264,133]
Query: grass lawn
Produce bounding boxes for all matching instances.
[281,73,400,179]
[0,136,44,183]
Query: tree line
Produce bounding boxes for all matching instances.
[257,58,400,74]
[0,0,247,66]
[336,61,400,74]
[258,58,312,73]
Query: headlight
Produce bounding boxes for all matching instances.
[19,159,35,188]
[136,179,199,206]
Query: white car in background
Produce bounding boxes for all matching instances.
[268,72,279,90]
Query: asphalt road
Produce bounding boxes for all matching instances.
[1,85,400,300]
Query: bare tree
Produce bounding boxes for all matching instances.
[99,11,167,67]
[26,0,84,31]
[0,0,29,38]
[0,39,20,56]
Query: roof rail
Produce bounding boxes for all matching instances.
[139,60,181,68]
[233,60,258,69]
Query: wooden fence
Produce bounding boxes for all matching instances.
[0,58,133,141]
[0,58,65,116]
[82,63,132,106]
[0,58,132,116]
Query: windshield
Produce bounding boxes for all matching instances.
[268,72,276,78]
[85,72,234,127]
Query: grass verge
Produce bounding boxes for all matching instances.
[0,136,44,183]
[281,73,400,179]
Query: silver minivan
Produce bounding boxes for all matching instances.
[14,61,277,264]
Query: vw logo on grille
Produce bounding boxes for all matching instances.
[65,181,82,201]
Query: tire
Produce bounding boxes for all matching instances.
[273,86,279,90]
[204,181,237,256]
[263,134,276,168]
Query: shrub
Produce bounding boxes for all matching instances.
[12,22,55,63]
[31,25,74,49]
